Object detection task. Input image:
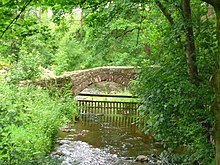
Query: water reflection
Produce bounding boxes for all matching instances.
[54,114,163,164]
[80,113,137,128]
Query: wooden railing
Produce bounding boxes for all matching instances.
[76,93,141,116]
[75,93,141,127]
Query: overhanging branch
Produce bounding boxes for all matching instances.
[0,1,11,7]
[0,0,33,38]
[155,0,174,25]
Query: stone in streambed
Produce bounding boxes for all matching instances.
[135,155,149,162]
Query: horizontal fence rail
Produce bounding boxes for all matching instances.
[78,93,139,98]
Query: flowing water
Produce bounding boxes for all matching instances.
[52,113,164,165]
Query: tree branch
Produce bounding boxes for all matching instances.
[155,0,183,48]
[155,0,174,25]
[0,0,33,38]
[0,1,11,7]
[115,27,137,39]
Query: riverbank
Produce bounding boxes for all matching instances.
[0,79,78,164]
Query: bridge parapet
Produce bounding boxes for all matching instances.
[19,66,138,95]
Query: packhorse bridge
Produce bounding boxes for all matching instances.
[20,66,140,126]
[20,66,138,95]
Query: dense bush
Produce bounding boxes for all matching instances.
[52,35,87,74]
[0,80,77,164]
[7,48,43,82]
[133,58,215,164]
[5,32,55,83]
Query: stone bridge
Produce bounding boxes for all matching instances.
[20,66,138,95]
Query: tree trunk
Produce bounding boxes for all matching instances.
[214,6,220,62]
[212,5,220,165]
[182,0,200,85]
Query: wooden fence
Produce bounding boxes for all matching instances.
[76,93,141,116]
[76,93,141,127]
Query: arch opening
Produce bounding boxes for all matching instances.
[80,81,130,95]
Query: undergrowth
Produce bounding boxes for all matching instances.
[0,80,77,164]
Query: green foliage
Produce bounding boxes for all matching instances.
[0,59,9,70]
[7,47,43,82]
[79,1,146,67]
[3,29,55,82]
[0,80,77,164]
[133,56,215,164]
[132,2,217,163]
[0,6,56,82]
[52,34,87,74]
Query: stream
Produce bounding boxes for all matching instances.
[52,113,164,165]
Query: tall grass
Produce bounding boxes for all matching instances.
[0,80,78,164]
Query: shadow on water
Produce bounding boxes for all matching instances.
[52,113,164,165]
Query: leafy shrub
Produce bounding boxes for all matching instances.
[52,35,86,75]
[6,32,56,82]
[133,59,215,164]
[7,47,43,82]
[0,80,77,164]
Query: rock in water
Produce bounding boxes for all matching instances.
[135,155,149,162]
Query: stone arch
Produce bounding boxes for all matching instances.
[71,66,137,95]
[19,66,138,95]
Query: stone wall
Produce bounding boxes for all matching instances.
[19,66,138,95]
